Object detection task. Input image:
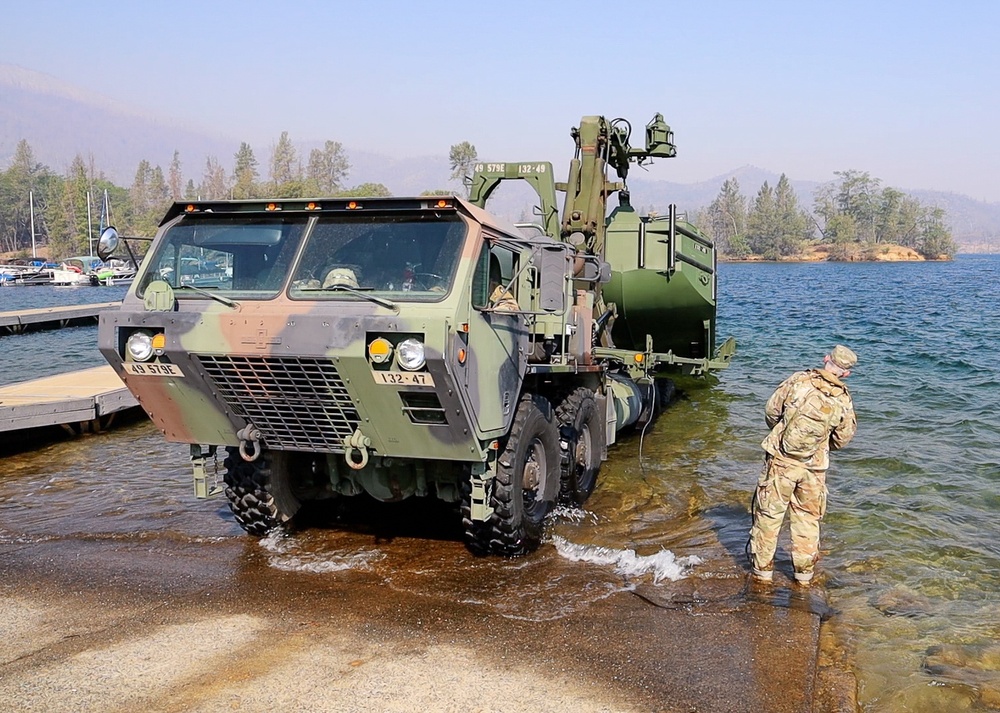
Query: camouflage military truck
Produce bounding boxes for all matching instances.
[97,114,734,556]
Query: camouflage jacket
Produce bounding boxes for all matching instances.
[761,369,856,470]
[489,284,519,312]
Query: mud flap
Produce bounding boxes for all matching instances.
[190,444,224,498]
[469,461,495,522]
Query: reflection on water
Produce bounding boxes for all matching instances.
[0,415,726,628]
[715,256,1000,711]
[0,420,233,542]
[0,285,127,386]
[0,326,108,386]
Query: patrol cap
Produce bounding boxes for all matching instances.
[323,267,359,289]
[830,345,857,370]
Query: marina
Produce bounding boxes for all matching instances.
[1,261,135,288]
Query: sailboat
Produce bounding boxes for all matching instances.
[2,192,86,286]
[92,190,136,286]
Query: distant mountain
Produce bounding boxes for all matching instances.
[0,64,236,178]
[1,63,997,251]
[347,149,453,196]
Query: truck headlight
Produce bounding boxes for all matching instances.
[397,338,426,371]
[126,331,154,362]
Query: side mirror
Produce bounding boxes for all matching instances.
[97,227,120,261]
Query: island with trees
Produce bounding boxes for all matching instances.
[693,170,958,261]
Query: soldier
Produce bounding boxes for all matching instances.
[748,345,857,585]
[488,255,519,312]
[322,267,359,289]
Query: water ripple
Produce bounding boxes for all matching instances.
[717,256,1000,710]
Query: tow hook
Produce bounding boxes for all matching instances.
[236,425,262,462]
[343,428,372,470]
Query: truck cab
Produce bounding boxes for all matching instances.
[99,196,601,555]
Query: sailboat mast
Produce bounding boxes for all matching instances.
[87,191,94,257]
[30,190,36,259]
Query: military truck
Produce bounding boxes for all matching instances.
[97,113,734,556]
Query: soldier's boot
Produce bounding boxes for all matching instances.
[792,554,818,585]
[751,561,774,583]
[793,569,814,585]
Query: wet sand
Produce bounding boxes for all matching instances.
[0,515,855,712]
[0,417,858,712]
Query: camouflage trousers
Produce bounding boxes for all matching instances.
[749,455,827,577]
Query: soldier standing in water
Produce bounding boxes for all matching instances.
[749,345,858,585]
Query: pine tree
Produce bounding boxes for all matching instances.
[4,140,47,253]
[917,206,958,258]
[200,157,229,200]
[232,142,259,200]
[747,182,779,258]
[305,140,350,195]
[168,150,183,201]
[773,174,810,255]
[449,141,478,195]
[707,178,748,257]
[53,155,91,257]
[270,132,298,189]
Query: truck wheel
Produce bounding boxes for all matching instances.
[489,394,559,556]
[556,388,604,506]
[222,447,302,536]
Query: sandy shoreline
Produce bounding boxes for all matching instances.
[0,519,858,712]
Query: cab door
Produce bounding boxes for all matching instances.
[464,241,527,434]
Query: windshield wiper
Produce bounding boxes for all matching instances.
[300,284,399,312]
[174,284,240,309]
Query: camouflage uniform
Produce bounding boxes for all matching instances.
[489,284,519,312]
[749,347,857,583]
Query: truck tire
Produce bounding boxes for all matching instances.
[556,388,604,506]
[488,394,560,556]
[222,447,301,536]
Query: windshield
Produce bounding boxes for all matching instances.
[288,213,466,301]
[138,215,308,298]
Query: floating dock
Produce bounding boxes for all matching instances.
[0,302,121,335]
[0,365,139,435]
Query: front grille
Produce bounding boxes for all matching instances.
[195,355,360,452]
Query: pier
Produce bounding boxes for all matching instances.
[0,365,139,435]
[0,302,120,335]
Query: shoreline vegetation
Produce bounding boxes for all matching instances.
[720,242,951,263]
[692,170,960,262]
[1,134,964,264]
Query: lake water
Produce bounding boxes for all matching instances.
[0,284,128,385]
[1,256,998,711]
[713,255,1000,711]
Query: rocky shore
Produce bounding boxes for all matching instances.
[722,243,950,263]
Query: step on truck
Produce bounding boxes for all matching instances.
[97,113,735,555]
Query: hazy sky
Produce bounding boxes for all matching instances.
[3,0,998,201]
